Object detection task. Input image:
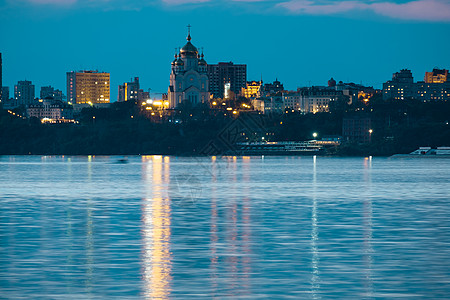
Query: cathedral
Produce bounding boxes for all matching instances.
[168,29,210,108]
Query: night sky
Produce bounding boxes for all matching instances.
[1,0,449,101]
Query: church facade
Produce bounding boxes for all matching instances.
[168,31,210,108]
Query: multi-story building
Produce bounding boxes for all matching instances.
[168,31,210,108]
[282,87,348,113]
[0,53,2,104]
[40,86,63,101]
[27,97,73,121]
[382,69,416,100]
[383,68,450,102]
[66,70,110,104]
[261,79,284,96]
[415,82,450,101]
[118,77,145,102]
[301,87,345,113]
[282,91,301,111]
[425,68,448,83]
[2,87,9,102]
[14,80,35,106]
[241,81,262,99]
[208,62,246,99]
[251,96,284,114]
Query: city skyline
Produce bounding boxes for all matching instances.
[1,0,450,101]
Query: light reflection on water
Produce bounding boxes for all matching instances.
[1,155,450,299]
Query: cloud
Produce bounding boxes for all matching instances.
[20,0,77,4]
[277,0,450,21]
[161,0,210,4]
[13,0,450,21]
[371,0,450,21]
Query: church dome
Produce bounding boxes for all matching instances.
[198,53,207,65]
[180,42,198,55]
[180,34,198,56]
[175,57,184,65]
[171,54,178,65]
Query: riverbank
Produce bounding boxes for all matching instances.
[1,100,449,156]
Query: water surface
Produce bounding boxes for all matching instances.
[1,156,449,299]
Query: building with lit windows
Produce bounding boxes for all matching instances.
[118,77,147,102]
[208,62,246,99]
[425,68,448,83]
[241,81,262,99]
[66,70,110,104]
[261,79,284,96]
[168,30,210,108]
[383,68,450,101]
[40,86,64,102]
[382,69,415,101]
[14,80,35,106]
[282,91,301,111]
[27,97,73,121]
[415,82,450,101]
[282,87,348,113]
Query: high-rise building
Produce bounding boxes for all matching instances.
[2,87,9,101]
[40,86,64,101]
[14,80,35,106]
[67,70,110,104]
[382,69,415,100]
[207,62,246,99]
[118,77,143,102]
[425,68,448,83]
[0,53,2,104]
[168,29,210,108]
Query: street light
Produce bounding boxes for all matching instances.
[313,132,318,139]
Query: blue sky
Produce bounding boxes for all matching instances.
[1,0,449,101]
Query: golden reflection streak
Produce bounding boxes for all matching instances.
[141,155,172,299]
[311,155,320,299]
[210,156,218,297]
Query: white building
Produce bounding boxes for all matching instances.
[282,87,348,113]
[168,30,209,108]
[27,98,73,121]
